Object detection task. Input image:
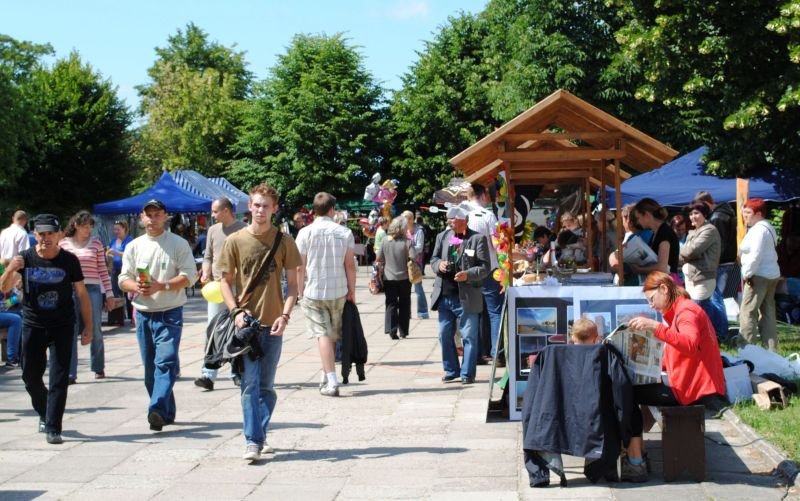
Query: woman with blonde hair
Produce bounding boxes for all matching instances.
[377,216,416,339]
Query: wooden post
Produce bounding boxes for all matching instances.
[600,160,608,272]
[584,177,593,269]
[615,156,624,286]
[736,178,749,248]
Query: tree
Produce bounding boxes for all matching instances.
[605,0,800,175]
[17,52,132,215]
[230,33,386,208]
[390,13,494,205]
[133,24,252,188]
[0,35,52,202]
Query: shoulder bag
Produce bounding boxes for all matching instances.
[204,231,283,368]
[407,240,423,285]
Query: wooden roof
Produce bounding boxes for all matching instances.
[449,89,678,187]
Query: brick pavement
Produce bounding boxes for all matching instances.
[0,271,795,500]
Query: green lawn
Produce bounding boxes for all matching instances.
[730,322,800,463]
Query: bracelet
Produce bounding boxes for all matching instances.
[280,313,290,322]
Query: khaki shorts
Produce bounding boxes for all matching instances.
[301,296,346,342]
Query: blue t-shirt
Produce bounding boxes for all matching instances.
[109,235,133,272]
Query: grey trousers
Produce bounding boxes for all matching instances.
[739,275,780,351]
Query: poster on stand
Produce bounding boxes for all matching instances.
[507,286,576,420]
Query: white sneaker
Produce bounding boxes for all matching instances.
[261,440,274,454]
[319,372,327,390]
[242,444,261,461]
[320,384,340,397]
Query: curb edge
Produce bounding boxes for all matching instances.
[720,407,799,486]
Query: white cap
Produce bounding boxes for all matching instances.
[446,206,468,220]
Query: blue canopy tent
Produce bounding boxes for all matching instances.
[93,171,212,214]
[209,177,250,210]
[605,146,800,208]
[173,170,249,213]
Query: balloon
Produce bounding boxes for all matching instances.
[201,280,224,304]
[493,269,505,282]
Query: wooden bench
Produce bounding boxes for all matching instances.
[646,405,706,482]
[0,327,7,363]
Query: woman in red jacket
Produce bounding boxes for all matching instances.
[623,271,725,482]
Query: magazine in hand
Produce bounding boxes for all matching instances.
[619,235,658,267]
[603,322,664,385]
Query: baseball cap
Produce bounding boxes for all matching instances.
[33,214,61,233]
[446,206,468,220]
[142,199,167,212]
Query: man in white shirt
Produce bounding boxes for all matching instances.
[296,192,356,397]
[0,210,31,265]
[119,199,198,431]
[463,184,504,365]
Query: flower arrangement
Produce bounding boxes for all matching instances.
[491,221,514,290]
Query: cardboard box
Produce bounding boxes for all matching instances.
[749,374,787,410]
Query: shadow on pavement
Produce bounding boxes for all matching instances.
[269,445,469,463]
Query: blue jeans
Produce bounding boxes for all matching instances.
[241,330,283,448]
[70,284,104,376]
[414,282,429,318]
[437,295,480,379]
[482,276,504,357]
[0,311,22,362]
[696,296,728,342]
[136,307,183,422]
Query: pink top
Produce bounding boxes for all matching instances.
[59,237,113,296]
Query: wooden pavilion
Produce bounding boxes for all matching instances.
[449,89,678,282]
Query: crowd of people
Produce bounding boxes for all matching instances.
[0,180,794,476]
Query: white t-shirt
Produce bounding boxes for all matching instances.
[464,201,499,269]
[0,223,30,261]
[119,231,197,312]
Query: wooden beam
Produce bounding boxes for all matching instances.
[504,131,625,142]
[513,161,602,171]
[511,169,593,180]
[463,159,503,184]
[500,148,626,162]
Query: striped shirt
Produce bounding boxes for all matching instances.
[296,217,354,300]
[59,237,113,295]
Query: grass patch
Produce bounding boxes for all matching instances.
[730,322,800,463]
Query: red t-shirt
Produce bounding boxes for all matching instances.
[656,296,725,405]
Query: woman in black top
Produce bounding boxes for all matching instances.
[632,198,680,276]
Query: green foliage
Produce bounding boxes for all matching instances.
[0,35,52,205]
[390,12,494,205]
[605,0,800,175]
[133,24,252,190]
[17,52,132,216]
[230,33,387,209]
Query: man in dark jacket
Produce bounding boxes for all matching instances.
[430,205,490,384]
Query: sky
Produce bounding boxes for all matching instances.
[3,0,488,113]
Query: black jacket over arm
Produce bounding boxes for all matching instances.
[341,300,368,383]
[521,344,634,484]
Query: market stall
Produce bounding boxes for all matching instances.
[447,89,678,419]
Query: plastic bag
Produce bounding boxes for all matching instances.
[786,353,800,378]
[738,345,798,378]
[724,364,752,403]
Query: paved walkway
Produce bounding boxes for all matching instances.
[0,271,796,500]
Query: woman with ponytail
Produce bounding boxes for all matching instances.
[632,198,681,283]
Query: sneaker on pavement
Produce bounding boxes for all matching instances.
[4,359,19,368]
[261,441,274,454]
[194,376,214,391]
[320,384,340,397]
[620,458,648,483]
[232,374,242,387]
[38,420,45,433]
[243,445,261,461]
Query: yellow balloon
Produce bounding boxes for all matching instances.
[201,280,224,304]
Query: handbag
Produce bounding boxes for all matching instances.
[369,260,384,295]
[204,231,283,366]
[407,258,423,284]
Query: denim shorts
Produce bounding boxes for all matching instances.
[301,296,346,342]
